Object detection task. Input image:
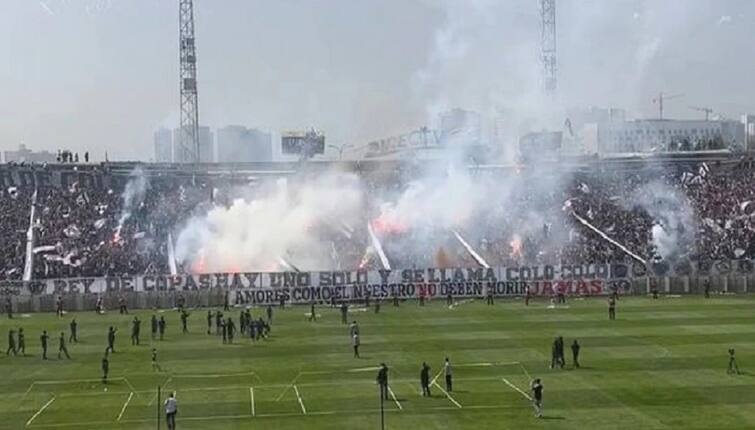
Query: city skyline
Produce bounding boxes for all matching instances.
[2,0,755,161]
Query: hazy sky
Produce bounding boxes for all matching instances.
[1,0,754,161]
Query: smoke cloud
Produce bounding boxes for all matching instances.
[114,166,149,241]
[628,180,697,261]
[174,172,364,273]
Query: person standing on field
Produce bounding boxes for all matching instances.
[420,362,431,397]
[164,391,178,430]
[6,329,17,356]
[571,339,581,368]
[17,328,25,356]
[101,352,109,383]
[376,363,389,400]
[40,330,49,359]
[531,378,543,418]
[151,315,158,340]
[58,332,71,359]
[444,357,453,392]
[69,318,78,343]
[158,316,166,341]
[352,332,360,358]
[608,295,616,320]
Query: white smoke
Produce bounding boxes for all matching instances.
[629,181,696,261]
[174,172,364,273]
[373,165,486,232]
[114,166,149,241]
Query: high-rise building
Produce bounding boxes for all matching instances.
[216,125,272,162]
[154,128,173,162]
[742,114,755,151]
[171,126,214,163]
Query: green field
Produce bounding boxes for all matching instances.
[1,295,754,429]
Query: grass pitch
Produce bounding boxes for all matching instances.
[1,295,754,429]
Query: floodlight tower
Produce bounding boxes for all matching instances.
[179,0,200,163]
[540,0,557,97]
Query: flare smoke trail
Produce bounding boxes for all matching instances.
[114,167,149,242]
[571,211,646,264]
[452,230,489,268]
[367,222,391,270]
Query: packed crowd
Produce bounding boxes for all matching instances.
[1,160,754,280]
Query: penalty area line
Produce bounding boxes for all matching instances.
[501,378,532,401]
[26,396,56,427]
[431,382,462,409]
[387,386,402,410]
[116,392,134,421]
[275,372,301,402]
[293,385,307,414]
[249,387,255,416]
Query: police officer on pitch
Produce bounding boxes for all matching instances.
[151,314,158,340]
[17,327,26,355]
[376,363,389,400]
[101,352,109,384]
[40,330,49,359]
[420,362,431,397]
[571,339,581,368]
[6,329,16,356]
[158,316,166,340]
[58,332,71,359]
[106,326,117,353]
[69,318,78,343]
[531,378,544,418]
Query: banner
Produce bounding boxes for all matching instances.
[2,259,751,300]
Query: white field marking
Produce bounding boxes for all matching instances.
[293,385,306,414]
[346,366,381,373]
[26,396,56,427]
[249,387,255,416]
[518,363,532,380]
[21,382,36,400]
[302,366,380,376]
[501,378,532,401]
[456,362,493,367]
[34,377,125,385]
[429,368,444,386]
[116,392,134,421]
[275,371,301,402]
[449,298,474,309]
[28,408,405,428]
[122,377,136,392]
[172,372,257,379]
[147,376,172,407]
[387,386,402,410]
[431,381,462,409]
[406,382,421,396]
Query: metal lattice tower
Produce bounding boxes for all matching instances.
[179,0,200,163]
[540,0,557,96]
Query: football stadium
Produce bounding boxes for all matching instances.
[3,1,755,429]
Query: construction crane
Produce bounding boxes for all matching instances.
[689,106,714,121]
[652,92,683,120]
